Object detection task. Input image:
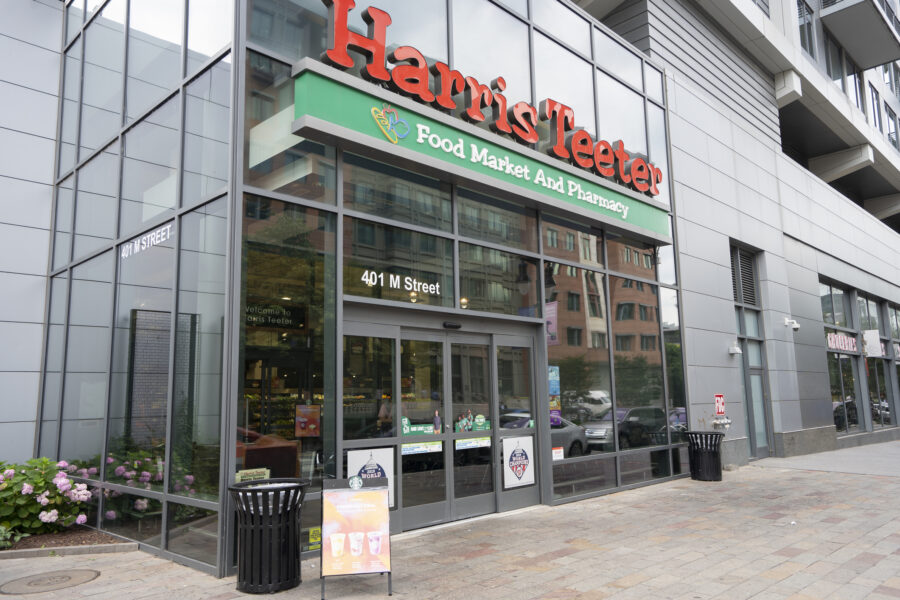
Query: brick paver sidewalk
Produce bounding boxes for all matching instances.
[3,455,900,600]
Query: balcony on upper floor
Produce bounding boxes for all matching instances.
[821,0,900,69]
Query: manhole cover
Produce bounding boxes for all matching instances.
[0,569,100,595]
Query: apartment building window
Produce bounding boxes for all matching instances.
[887,104,898,149]
[826,33,845,91]
[614,335,633,351]
[893,64,900,101]
[567,327,582,346]
[546,227,558,248]
[616,302,635,320]
[848,59,864,112]
[640,335,657,351]
[752,0,769,16]
[871,84,883,131]
[567,292,580,312]
[565,232,575,251]
[590,331,606,348]
[798,0,814,57]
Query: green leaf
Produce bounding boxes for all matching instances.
[16,507,29,519]
[0,505,13,516]
[15,495,28,505]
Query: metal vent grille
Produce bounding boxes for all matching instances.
[739,250,758,306]
[731,251,739,302]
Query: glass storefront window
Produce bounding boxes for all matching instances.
[102,491,163,544]
[126,0,184,123]
[452,0,531,106]
[344,154,451,232]
[183,56,232,208]
[79,0,125,159]
[607,235,657,280]
[401,442,444,506]
[596,70,647,156]
[170,199,227,502]
[541,214,603,267]
[120,94,180,235]
[647,103,670,207]
[532,0,590,57]
[74,141,119,260]
[348,0,447,64]
[240,197,336,488]
[545,264,610,441]
[890,306,900,339]
[41,274,69,459]
[619,449,670,484]
[459,244,539,316]
[451,344,491,431]
[829,352,861,434]
[497,346,533,416]
[660,288,685,442]
[594,31,642,91]
[54,177,75,269]
[553,455,615,499]
[343,336,394,440]
[245,52,337,203]
[644,63,664,103]
[866,358,893,428]
[187,0,233,75]
[60,252,115,472]
[248,0,328,62]
[457,188,537,252]
[495,0,527,17]
[534,33,596,140]
[106,222,176,491]
[59,38,82,176]
[401,340,443,435]
[166,504,218,565]
[66,0,84,45]
[344,217,453,307]
[610,276,665,449]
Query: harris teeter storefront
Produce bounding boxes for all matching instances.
[42,0,686,576]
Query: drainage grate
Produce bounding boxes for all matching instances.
[0,569,100,595]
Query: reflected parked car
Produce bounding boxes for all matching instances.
[832,397,859,430]
[500,413,588,458]
[561,390,612,422]
[584,407,668,452]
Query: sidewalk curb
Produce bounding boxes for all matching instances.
[0,542,138,560]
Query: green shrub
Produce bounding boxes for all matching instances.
[0,458,92,536]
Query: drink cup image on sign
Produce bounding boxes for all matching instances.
[367,531,383,555]
[349,532,365,556]
[330,533,345,558]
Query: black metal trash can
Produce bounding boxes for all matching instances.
[229,478,310,593]
[686,431,724,481]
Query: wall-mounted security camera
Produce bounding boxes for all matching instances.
[784,317,800,332]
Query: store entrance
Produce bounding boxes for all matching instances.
[342,306,540,532]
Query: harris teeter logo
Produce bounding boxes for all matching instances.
[371,104,409,144]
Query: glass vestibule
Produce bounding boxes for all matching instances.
[341,313,538,532]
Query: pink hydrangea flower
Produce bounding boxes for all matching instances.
[21,483,33,495]
[106,457,115,464]
[88,467,98,475]
[76,514,87,525]
[39,509,59,523]
[67,464,77,473]
[104,510,116,520]
[36,491,50,506]
[56,460,69,469]
[3,469,15,479]
[134,498,149,511]
[184,475,194,485]
[114,465,126,477]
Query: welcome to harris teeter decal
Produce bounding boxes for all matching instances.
[368,102,637,223]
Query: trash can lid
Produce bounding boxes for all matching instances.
[229,478,311,492]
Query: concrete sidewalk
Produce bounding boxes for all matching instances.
[3,442,900,600]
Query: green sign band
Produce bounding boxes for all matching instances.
[294,68,670,238]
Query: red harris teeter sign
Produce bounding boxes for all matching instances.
[321,0,664,198]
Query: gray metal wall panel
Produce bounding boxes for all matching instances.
[0,176,52,229]
[0,1,62,454]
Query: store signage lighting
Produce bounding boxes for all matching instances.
[322,0,664,197]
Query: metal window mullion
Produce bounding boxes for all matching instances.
[335,147,346,479]
[98,248,121,498]
[161,211,184,555]
[603,264,621,488]
[452,185,461,309]
[219,0,244,576]
[119,0,130,132]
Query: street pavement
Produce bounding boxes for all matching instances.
[4,441,900,600]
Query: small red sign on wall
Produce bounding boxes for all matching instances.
[714,394,726,416]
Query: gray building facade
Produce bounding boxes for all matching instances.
[3,0,900,577]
